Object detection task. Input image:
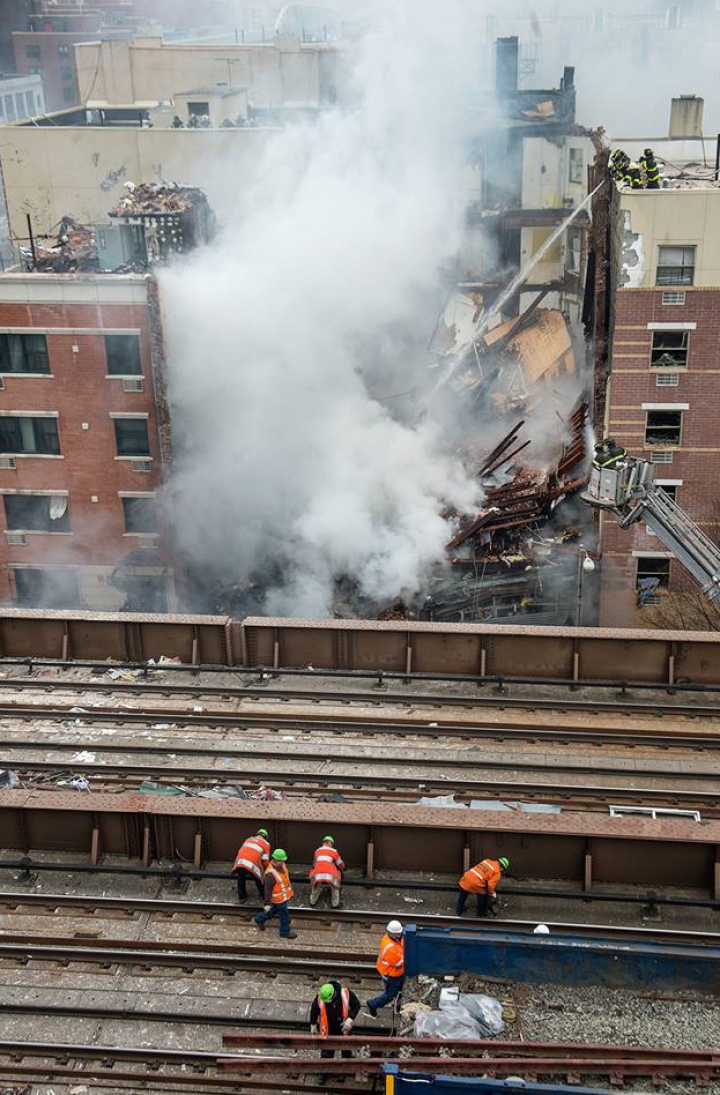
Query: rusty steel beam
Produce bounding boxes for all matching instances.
[1,609,720,685]
[1,789,719,892]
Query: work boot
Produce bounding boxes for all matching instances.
[367,1004,378,1019]
[309,884,320,907]
[283,930,298,939]
[331,887,341,909]
[253,917,265,931]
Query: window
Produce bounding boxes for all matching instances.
[636,556,671,589]
[651,331,688,368]
[569,147,584,184]
[62,87,75,104]
[0,416,59,455]
[3,95,15,122]
[14,93,24,117]
[188,100,210,117]
[60,65,73,81]
[4,494,69,532]
[105,334,141,376]
[0,333,49,374]
[25,44,41,60]
[657,484,677,503]
[657,246,695,286]
[114,417,150,456]
[12,567,79,608]
[123,495,157,533]
[645,410,682,447]
[24,91,35,116]
[58,44,69,57]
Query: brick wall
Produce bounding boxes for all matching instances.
[12,32,81,111]
[0,276,177,610]
[599,286,720,625]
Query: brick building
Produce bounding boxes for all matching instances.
[0,271,176,611]
[598,170,720,626]
[12,25,97,111]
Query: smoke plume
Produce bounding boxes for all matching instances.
[162,1,486,616]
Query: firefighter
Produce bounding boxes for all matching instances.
[231,827,270,903]
[640,148,661,189]
[456,856,510,918]
[623,161,643,189]
[309,836,345,908]
[604,437,627,467]
[310,980,362,1083]
[367,920,404,1017]
[253,848,297,939]
[609,149,630,181]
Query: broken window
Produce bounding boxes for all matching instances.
[645,410,682,447]
[4,494,69,532]
[657,246,695,286]
[122,495,157,534]
[114,417,150,457]
[12,566,80,608]
[566,227,582,273]
[568,148,584,184]
[636,556,671,589]
[105,334,141,376]
[657,483,677,503]
[0,333,49,373]
[650,331,688,368]
[0,415,59,455]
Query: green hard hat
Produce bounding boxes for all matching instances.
[322,835,335,845]
[319,983,335,1002]
[499,857,510,870]
[272,848,288,862]
[257,828,269,838]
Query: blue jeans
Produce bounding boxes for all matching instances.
[254,900,292,936]
[368,974,404,1011]
[236,869,264,902]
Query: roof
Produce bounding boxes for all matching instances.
[175,86,247,98]
[503,308,575,384]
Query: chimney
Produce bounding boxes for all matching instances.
[669,95,704,139]
[496,36,519,99]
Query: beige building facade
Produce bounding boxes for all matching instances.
[75,36,346,112]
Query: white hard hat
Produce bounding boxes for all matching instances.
[387,920,403,935]
[533,924,550,935]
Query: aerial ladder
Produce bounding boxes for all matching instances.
[582,453,720,605]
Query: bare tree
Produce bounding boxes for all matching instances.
[644,497,720,631]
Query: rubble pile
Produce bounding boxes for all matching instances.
[23,215,97,273]
[108,181,211,219]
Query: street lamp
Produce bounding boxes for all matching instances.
[575,547,595,626]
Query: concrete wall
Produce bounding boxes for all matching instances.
[0,124,271,240]
[75,36,346,110]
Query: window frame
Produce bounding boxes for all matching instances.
[122,494,158,534]
[0,333,50,375]
[644,409,683,448]
[650,330,688,369]
[105,333,142,377]
[657,245,696,286]
[113,416,150,457]
[0,414,60,456]
[3,493,70,533]
[636,555,671,589]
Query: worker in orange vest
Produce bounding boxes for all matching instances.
[253,848,297,938]
[457,856,510,918]
[309,835,345,908]
[231,827,270,903]
[366,920,404,1017]
[309,980,361,1083]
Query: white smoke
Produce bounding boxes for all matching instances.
[162,0,486,616]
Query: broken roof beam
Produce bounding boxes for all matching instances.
[483,438,532,477]
[477,420,525,476]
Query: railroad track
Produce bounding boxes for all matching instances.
[0,931,375,975]
[0,696,719,750]
[2,890,720,945]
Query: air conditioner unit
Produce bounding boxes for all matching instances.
[6,531,27,545]
[656,372,679,386]
[0,456,17,470]
[122,378,144,393]
[0,378,5,390]
[138,534,160,549]
[131,459,152,473]
[650,450,674,464]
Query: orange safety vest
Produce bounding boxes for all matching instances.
[376,933,404,978]
[267,862,294,904]
[233,835,270,881]
[309,844,345,887]
[318,986,350,1037]
[459,859,501,895]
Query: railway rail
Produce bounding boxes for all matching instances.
[1,695,720,751]
[1,889,720,944]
